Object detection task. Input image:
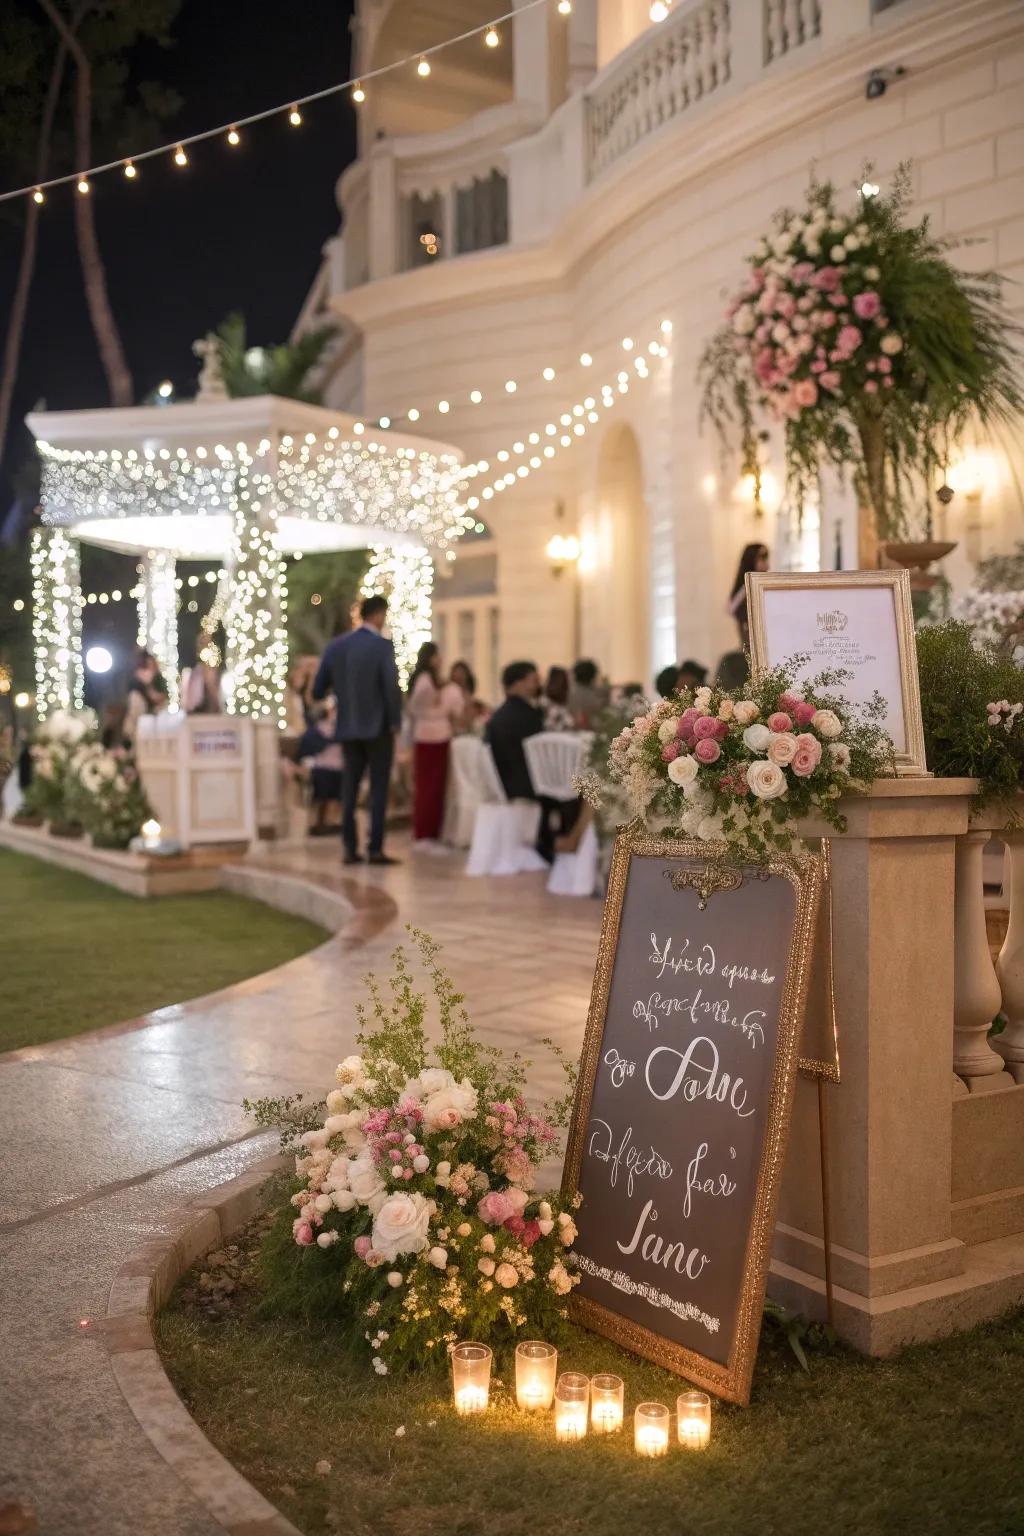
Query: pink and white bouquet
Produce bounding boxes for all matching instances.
[701,170,1022,537]
[582,664,892,861]
[248,931,579,1374]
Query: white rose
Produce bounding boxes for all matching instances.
[316,1231,339,1249]
[548,1262,574,1296]
[435,1160,451,1182]
[325,1089,345,1113]
[746,760,788,801]
[880,332,903,355]
[422,1077,478,1132]
[428,1245,448,1269]
[828,743,851,770]
[494,1263,518,1289]
[696,814,725,842]
[743,723,772,753]
[478,1257,496,1277]
[733,700,759,726]
[732,306,756,336]
[811,709,842,739]
[335,1054,364,1085]
[865,265,880,281]
[457,1222,472,1237]
[348,1155,385,1207]
[537,1219,555,1236]
[843,233,859,251]
[538,1201,553,1220]
[418,1067,455,1096]
[667,753,699,787]
[805,237,821,256]
[371,1192,433,1261]
[300,1129,330,1151]
[333,1189,356,1211]
[412,1154,429,1173]
[767,731,798,765]
[479,1233,496,1254]
[314,1193,333,1214]
[387,1271,403,1288]
[658,718,681,742]
[830,245,846,262]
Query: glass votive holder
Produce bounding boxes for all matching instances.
[634,1401,670,1457]
[590,1373,625,1434]
[677,1390,711,1449]
[515,1341,558,1411]
[451,1342,492,1415]
[554,1372,590,1441]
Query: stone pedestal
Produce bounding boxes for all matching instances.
[771,781,1024,1353]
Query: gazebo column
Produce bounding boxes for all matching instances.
[224,467,287,727]
[30,526,84,718]
[136,551,180,711]
[360,545,434,688]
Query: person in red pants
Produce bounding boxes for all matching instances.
[406,642,468,847]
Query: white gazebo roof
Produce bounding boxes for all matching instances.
[28,395,470,558]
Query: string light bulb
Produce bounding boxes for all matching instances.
[649,1,670,19]
[579,352,593,366]
[558,0,572,12]
[76,176,90,195]
[32,187,44,204]
[470,390,483,404]
[173,145,188,167]
[288,105,302,126]
[123,160,137,179]
[227,126,241,145]
[352,82,366,103]
[484,26,500,46]
[417,57,431,77]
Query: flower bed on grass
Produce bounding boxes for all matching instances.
[156,1210,1024,1536]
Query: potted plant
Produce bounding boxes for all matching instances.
[700,168,1022,570]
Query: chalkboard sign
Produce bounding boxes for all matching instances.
[563,831,822,1406]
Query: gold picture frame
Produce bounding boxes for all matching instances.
[745,567,928,776]
[562,830,823,1407]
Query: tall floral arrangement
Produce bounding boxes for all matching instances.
[916,622,1023,809]
[700,169,1021,539]
[953,540,1024,663]
[248,931,580,1375]
[579,669,891,861]
[21,708,97,823]
[67,739,153,849]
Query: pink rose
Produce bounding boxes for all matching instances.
[853,290,881,320]
[767,711,793,733]
[777,693,802,712]
[693,714,720,740]
[295,1223,314,1246]
[694,738,721,764]
[506,1187,530,1215]
[820,370,841,391]
[504,1214,526,1240]
[793,701,817,726]
[864,379,878,394]
[837,324,862,353]
[877,356,892,374]
[520,1218,542,1248]
[810,359,827,374]
[767,732,798,766]
[794,732,823,769]
[478,1191,515,1226]
[793,378,818,407]
[677,708,700,734]
[792,745,820,777]
[354,1235,372,1259]
[364,1249,386,1268]
[661,742,681,762]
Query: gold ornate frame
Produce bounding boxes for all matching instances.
[798,837,840,1083]
[745,567,928,777]
[562,830,823,1407]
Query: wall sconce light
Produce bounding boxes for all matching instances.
[546,499,581,576]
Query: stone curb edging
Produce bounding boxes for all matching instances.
[104,1156,303,1536]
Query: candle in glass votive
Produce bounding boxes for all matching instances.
[634,1402,670,1457]
[676,1390,711,1449]
[451,1342,492,1415]
[554,1372,590,1441]
[590,1373,624,1434]
[515,1341,558,1410]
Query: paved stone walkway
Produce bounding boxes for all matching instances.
[0,837,601,1535]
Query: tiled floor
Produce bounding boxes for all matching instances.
[0,835,602,1534]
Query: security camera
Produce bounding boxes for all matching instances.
[866,66,906,100]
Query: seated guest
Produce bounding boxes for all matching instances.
[567,658,609,727]
[678,658,708,691]
[715,650,750,690]
[541,665,575,732]
[655,663,682,699]
[486,661,578,862]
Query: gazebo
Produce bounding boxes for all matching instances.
[27,394,468,720]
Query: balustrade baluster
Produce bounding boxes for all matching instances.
[713,0,731,86]
[953,831,1013,1085]
[764,0,783,62]
[995,829,1024,1083]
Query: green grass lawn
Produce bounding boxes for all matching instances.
[0,849,327,1053]
[157,1214,1024,1536]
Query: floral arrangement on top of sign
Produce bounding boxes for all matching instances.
[699,168,1022,540]
[20,708,153,848]
[578,666,893,862]
[246,930,581,1376]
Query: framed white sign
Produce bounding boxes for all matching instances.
[745,569,927,777]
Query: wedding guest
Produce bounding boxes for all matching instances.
[406,641,466,846]
[728,542,769,647]
[678,658,708,691]
[449,660,489,728]
[311,594,403,866]
[567,659,609,727]
[715,650,750,690]
[541,666,575,732]
[296,699,343,837]
[486,661,576,862]
[182,634,223,715]
[124,649,167,742]
[655,663,682,699]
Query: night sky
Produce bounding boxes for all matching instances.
[3,0,356,459]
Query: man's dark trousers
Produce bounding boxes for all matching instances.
[341,733,394,857]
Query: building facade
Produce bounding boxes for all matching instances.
[301,0,1024,697]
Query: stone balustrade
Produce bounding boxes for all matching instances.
[770,780,1024,1354]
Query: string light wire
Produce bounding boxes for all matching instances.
[0,0,556,205]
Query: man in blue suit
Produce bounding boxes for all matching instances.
[312,594,403,865]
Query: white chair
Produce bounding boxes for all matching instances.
[1,768,23,820]
[443,735,485,849]
[523,732,599,898]
[465,746,546,876]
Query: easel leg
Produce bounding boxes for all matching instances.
[817,1076,835,1328]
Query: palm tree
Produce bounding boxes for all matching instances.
[214,312,338,404]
